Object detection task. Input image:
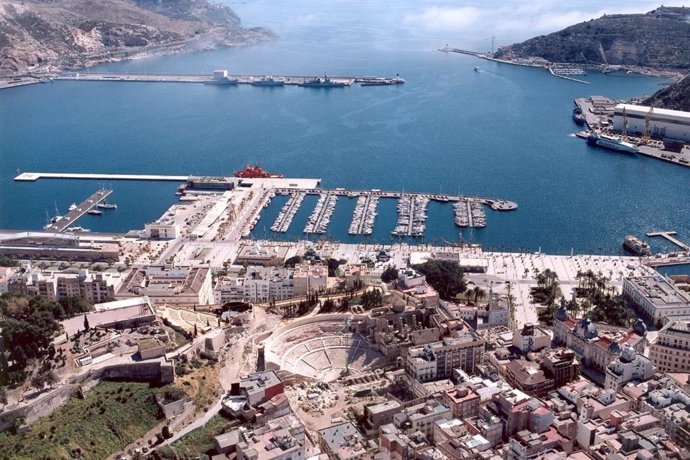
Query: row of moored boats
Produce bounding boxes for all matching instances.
[349,195,379,235]
[453,201,487,228]
[272,192,305,233]
[392,195,429,237]
[304,193,338,234]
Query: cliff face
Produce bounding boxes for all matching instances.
[644,76,690,112]
[495,6,690,69]
[0,0,273,75]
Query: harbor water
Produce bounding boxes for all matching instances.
[0,0,688,255]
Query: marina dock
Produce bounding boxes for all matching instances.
[304,192,338,234]
[646,231,690,252]
[547,67,590,84]
[15,172,189,182]
[392,195,429,237]
[349,195,379,235]
[271,192,306,233]
[44,189,113,232]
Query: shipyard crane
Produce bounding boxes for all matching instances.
[622,106,628,138]
[640,105,655,145]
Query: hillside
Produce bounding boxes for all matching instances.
[0,0,273,75]
[495,6,690,69]
[644,76,690,111]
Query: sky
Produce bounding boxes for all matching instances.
[401,1,689,43]
[227,1,690,52]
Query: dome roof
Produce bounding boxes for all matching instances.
[620,344,636,363]
[575,317,598,340]
[608,341,622,354]
[633,318,648,336]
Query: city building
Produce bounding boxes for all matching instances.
[8,268,121,304]
[541,349,581,388]
[293,262,328,295]
[60,296,156,337]
[504,360,554,398]
[391,398,452,441]
[363,400,402,436]
[234,243,290,267]
[117,266,213,306]
[214,266,296,303]
[604,344,656,390]
[143,221,180,240]
[0,231,119,261]
[613,103,690,142]
[379,424,428,460]
[442,385,480,419]
[623,275,690,327]
[318,422,370,460]
[512,324,551,353]
[230,371,285,407]
[650,318,690,373]
[234,414,306,460]
[553,301,645,374]
[405,325,484,382]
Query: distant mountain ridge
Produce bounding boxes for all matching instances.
[0,0,273,75]
[495,6,690,69]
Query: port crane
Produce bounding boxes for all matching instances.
[640,105,655,145]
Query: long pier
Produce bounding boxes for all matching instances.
[45,189,112,232]
[15,172,189,182]
[646,231,690,252]
[54,72,404,87]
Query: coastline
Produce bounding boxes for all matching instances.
[440,46,685,82]
[0,27,274,91]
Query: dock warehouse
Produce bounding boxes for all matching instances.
[613,104,690,142]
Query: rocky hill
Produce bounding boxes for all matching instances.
[644,76,690,111]
[0,0,273,75]
[495,6,690,69]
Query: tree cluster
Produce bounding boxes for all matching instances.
[576,270,636,327]
[381,266,399,283]
[359,289,383,310]
[412,260,466,301]
[0,255,19,267]
[284,255,302,268]
[0,295,66,384]
[327,258,341,277]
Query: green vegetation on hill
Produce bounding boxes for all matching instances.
[162,414,236,459]
[0,381,170,459]
[644,75,690,111]
[496,6,690,68]
[0,294,91,385]
[0,0,273,74]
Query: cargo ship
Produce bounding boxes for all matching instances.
[587,132,638,154]
[623,235,651,256]
[233,165,284,178]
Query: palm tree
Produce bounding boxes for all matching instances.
[474,287,486,304]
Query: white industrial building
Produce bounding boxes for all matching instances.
[613,103,690,142]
